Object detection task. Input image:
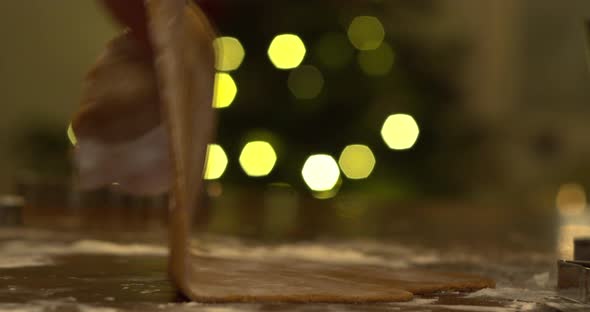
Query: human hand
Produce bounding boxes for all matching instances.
[99,0,151,53]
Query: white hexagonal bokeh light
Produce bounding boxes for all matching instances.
[381,114,420,150]
[301,154,340,192]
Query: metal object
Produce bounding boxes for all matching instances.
[574,238,590,261]
[558,260,590,303]
[0,195,24,226]
[558,238,590,303]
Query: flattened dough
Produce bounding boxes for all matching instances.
[183,254,494,303]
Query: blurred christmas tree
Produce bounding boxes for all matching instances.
[207,0,468,200]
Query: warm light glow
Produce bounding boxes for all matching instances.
[206,181,223,197]
[204,144,228,180]
[338,145,376,179]
[288,65,324,99]
[312,177,342,200]
[557,183,587,216]
[211,37,241,107]
[239,141,277,177]
[347,16,385,51]
[213,36,245,72]
[302,154,340,192]
[316,33,354,69]
[213,73,237,108]
[358,42,394,76]
[381,114,420,150]
[67,123,77,146]
[558,225,590,259]
[267,34,306,70]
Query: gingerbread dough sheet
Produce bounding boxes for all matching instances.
[182,254,494,303]
[73,0,495,304]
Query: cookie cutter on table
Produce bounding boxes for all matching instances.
[557,238,590,303]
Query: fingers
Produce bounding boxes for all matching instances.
[98,0,152,54]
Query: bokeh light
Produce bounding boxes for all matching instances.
[347,16,385,51]
[288,65,324,100]
[67,123,77,146]
[204,144,228,180]
[213,73,237,109]
[206,181,223,197]
[239,141,277,177]
[338,144,376,179]
[302,154,340,192]
[316,33,354,69]
[312,177,342,200]
[267,34,306,70]
[358,42,394,76]
[213,36,245,72]
[381,114,420,150]
[558,224,590,259]
[557,183,587,216]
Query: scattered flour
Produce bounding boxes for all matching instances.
[0,256,53,269]
[190,239,443,269]
[530,271,550,288]
[78,306,117,312]
[140,289,160,294]
[392,297,438,306]
[465,287,557,302]
[427,304,535,311]
[193,243,403,267]
[545,301,590,311]
[155,303,250,312]
[0,301,116,312]
[1,235,444,270]
[391,296,538,312]
[200,307,247,312]
[67,240,166,256]
[0,240,166,269]
[0,304,43,312]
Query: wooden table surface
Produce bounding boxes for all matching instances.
[1,195,589,311]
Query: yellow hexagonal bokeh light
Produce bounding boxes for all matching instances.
[239,141,277,177]
[213,73,237,109]
[213,36,245,72]
[358,42,394,76]
[204,144,228,180]
[267,34,306,70]
[381,114,420,150]
[288,65,324,100]
[347,16,385,51]
[338,144,376,180]
[316,32,354,69]
[302,154,340,192]
[67,123,77,146]
[312,177,342,200]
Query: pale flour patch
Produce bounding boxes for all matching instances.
[0,239,166,268]
[465,287,557,302]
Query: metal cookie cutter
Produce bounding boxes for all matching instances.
[558,238,590,303]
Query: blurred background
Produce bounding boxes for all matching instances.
[2,0,590,248]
